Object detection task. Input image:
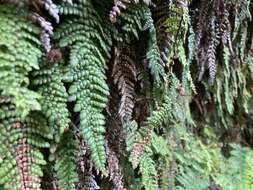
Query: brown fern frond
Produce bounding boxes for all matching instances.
[109,0,130,23]
[112,44,136,123]
[106,144,125,190]
[130,128,152,168]
[207,17,219,84]
[106,84,126,156]
[12,123,42,190]
[76,136,100,190]
[195,0,224,83]
[109,0,151,23]
[195,0,208,51]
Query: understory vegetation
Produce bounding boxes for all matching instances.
[1,0,253,189]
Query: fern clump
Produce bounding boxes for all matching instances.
[216,144,253,190]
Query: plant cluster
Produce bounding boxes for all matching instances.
[1,0,253,189]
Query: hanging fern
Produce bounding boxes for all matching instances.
[0,4,42,118]
[1,0,253,189]
[55,0,111,172]
[112,44,136,123]
[33,61,70,142]
[52,131,79,190]
[0,110,51,190]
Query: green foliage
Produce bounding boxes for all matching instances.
[52,131,79,190]
[1,0,253,189]
[33,62,70,142]
[55,0,111,172]
[216,144,253,190]
[0,4,42,118]
[0,111,51,190]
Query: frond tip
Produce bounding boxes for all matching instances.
[0,112,51,190]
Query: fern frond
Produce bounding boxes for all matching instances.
[0,110,51,190]
[106,144,125,190]
[0,4,42,118]
[138,149,159,190]
[109,0,151,23]
[55,0,111,172]
[52,131,79,190]
[112,44,136,123]
[233,0,251,39]
[144,7,165,83]
[33,62,70,142]
[126,121,159,190]
[207,17,218,84]
[146,74,188,129]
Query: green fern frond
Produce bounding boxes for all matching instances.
[52,131,79,190]
[0,4,42,118]
[146,74,189,129]
[143,7,165,84]
[216,144,253,190]
[55,0,111,172]
[139,149,159,190]
[33,62,70,142]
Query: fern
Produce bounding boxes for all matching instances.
[0,4,42,118]
[55,0,111,172]
[0,110,51,190]
[143,7,165,84]
[112,44,136,123]
[214,144,253,190]
[33,62,70,142]
[126,121,160,190]
[1,0,253,189]
[52,131,79,190]
[109,0,151,23]
[106,144,125,190]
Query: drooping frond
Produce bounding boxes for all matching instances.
[109,0,151,23]
[143,6,165,83]
[0,4,42,118]
[106,144,125,190]
[33,61,70,142]
[112,44,136,123]
[126,121,159,190]
[76,138,100,190]
[52,131,79,190]
[55,0,111,172]
[0,110,51,190]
